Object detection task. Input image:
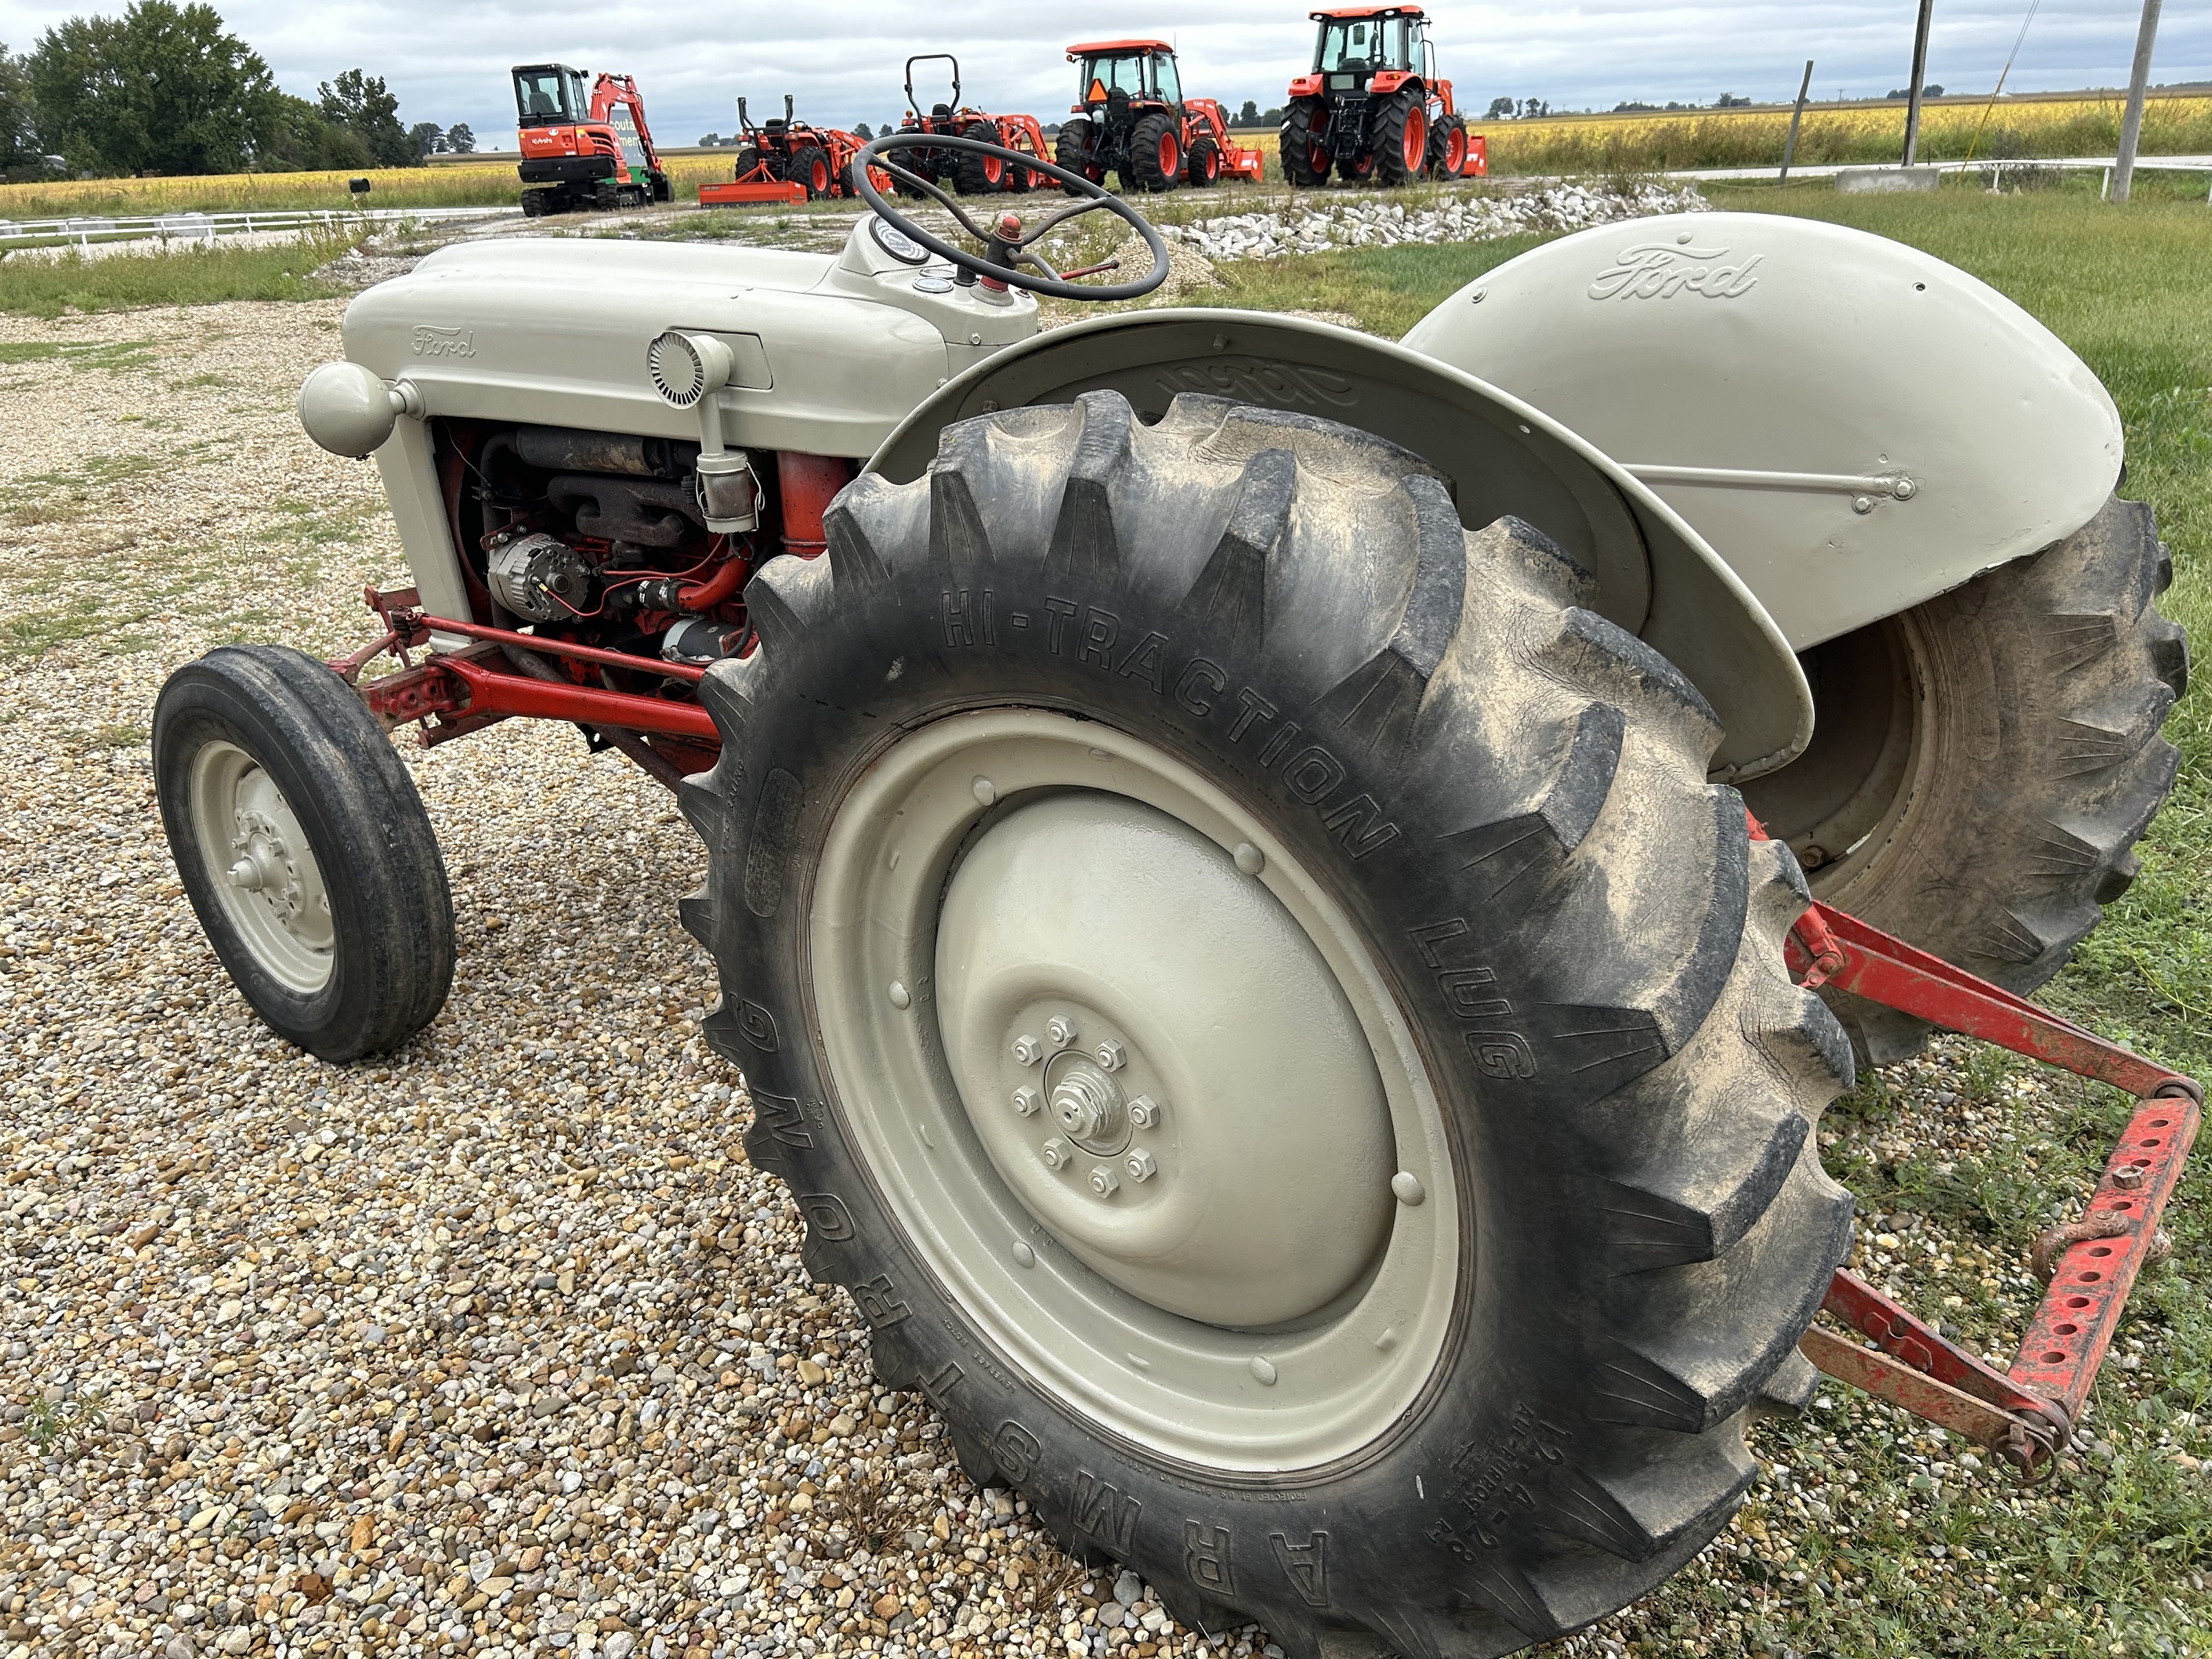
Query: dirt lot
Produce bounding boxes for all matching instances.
[0,295,2199,1659]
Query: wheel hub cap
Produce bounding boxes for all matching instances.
[937,791,1395,1327]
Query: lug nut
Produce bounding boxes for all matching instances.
[1012,1086,1041,1117]
[2112,1164,2148,1191]
[1012,1034,1042,1066]
[1046,1014,1078,1050]
[1088,1165,1120,1197]
[1095,1038,1126,1071]
[1040,1138,1072,1169]
[1125,1149,1157,1183]
[1127,1095,1160,1129]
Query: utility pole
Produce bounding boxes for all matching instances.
[1902,0,1935,165]
[1780,60,1815,181]
[2112,0,2163,202]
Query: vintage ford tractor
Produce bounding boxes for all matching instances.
[154,135,2194,1656]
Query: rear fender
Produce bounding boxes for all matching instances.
[1402,213,2123,651]
[868,308,1811,781]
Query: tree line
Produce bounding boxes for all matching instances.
[0,1,469,180]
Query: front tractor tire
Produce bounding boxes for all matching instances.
[154,645,454,1063]
[1744,494,2187,1063]
[682,392,1854,1655]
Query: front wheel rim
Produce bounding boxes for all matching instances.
[189,739,335,994]
[809,709,1459,1471]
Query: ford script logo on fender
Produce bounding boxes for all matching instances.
[410,325,477,357]
[1587,242,1762,302]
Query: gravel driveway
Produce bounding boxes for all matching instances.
[0,300,1156,1659]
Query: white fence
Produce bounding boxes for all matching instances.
[0,205,521,250]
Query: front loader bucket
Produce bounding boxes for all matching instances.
[1226,144,1265,181]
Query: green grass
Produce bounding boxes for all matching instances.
[0,230,355,317]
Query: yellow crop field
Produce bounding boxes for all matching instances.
[0,154,744,220]
[1475,92,2212,175]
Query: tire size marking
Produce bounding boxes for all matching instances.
[1410,919,1537,1080]
[935,588,1403,860]
[1437,1404,1571,1551]
[1269,1530,1330,1607]
[1071,1472,1142,1553]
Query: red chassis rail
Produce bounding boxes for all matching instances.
[1758,813,2203,1477]
[330,595,721,749]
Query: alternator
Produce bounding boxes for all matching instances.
[487,532,594,622]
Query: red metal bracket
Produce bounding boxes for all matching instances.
[1750,812,2203,1478]
[357,654,719,744]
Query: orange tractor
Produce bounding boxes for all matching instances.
[1054,40,1264,192]
[700,96,888,205]
[1280,5,1481,186]
[512,64,672,215]
[892,55,1052,196]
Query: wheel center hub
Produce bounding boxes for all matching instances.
[1045,1059,1123,1151]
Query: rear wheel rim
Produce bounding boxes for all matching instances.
[1160,132,1179,175]
[809,708,1458,1470]
[1404,110,1427,169]
[190,739,334,994]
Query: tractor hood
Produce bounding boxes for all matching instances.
[341,231,1037,460]
[871,308,1811,781]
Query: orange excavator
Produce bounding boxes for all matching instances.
[512,64,672,216]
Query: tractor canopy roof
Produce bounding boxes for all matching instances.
[1066,40,1175,57]
[1309,5,1424,16]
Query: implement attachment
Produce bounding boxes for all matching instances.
[1745,814,2202,1478]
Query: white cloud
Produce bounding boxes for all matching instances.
[1,0,2203,152]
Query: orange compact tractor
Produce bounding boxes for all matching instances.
[1054,40,1264,192]
[512,64,672,215]
[701,96,888,205]
[1280,5,1481,186]
[893,55,1052,196]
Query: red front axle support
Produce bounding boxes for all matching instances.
[1785,886,2201,1477]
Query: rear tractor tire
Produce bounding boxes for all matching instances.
[1127,110,1182,192]
[1374,89,1428,185]
[957,121,1009,194]
[1744,493,2186,1063]
[1280,97,1331,187]
[682,391,1855,1656]
[789,145,834,200]
[154,645,454,1063]
[1054,118,1102,197]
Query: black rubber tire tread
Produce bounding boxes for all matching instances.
[153,644,454,1062]
[1373,89,1423,185]
[679,392,1854,1657]
[1054,119,1100,197]
[1127,110,1181,192]
[787,145,831,200]
[955,121,1006,194]
[1280,98,1330,187]
[1748,493,2187,1064]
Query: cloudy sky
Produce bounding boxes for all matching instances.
[1,0,2204,150]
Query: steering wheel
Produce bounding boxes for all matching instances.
[853,132,1168,302]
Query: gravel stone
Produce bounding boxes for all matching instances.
[0,297,1294,1659]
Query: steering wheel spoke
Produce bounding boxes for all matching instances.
[854,132,1168,303]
